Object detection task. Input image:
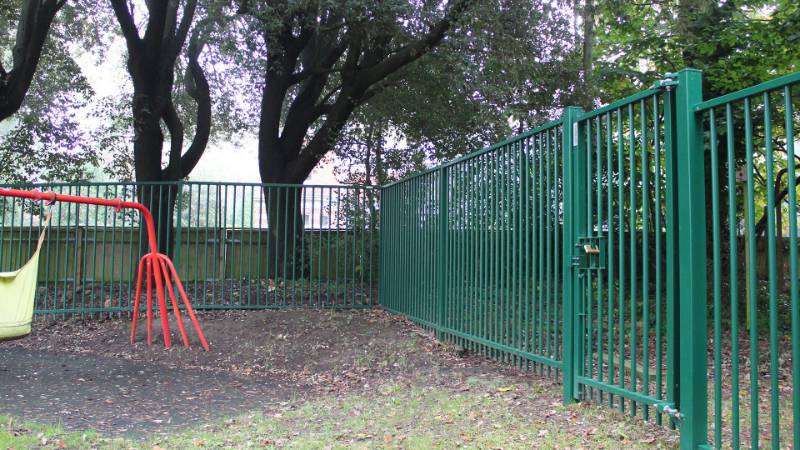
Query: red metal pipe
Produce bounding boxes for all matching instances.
[0,188,160,255]
[0,187,208,351]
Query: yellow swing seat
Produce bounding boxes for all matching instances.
[0,215,49,340]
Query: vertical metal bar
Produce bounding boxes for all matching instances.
[595,117,603,399]
[617,107,626,413]
[763,92,779,449]
[628,102,638,416]
[653,95,663,424]
[175,182,183,273]
[492,148,499,355]
[674,68,708,449]
[710,108,722,446]
[784,85,799,450]
[281,186,289,306]
[537,133,544,362]
[547,125,568,372]
[745,96,759,449]
[248,186,255,306]
[562,107,582,403]
[360,187,367,306]
[544,130,552,366]
[606,111,615,408]
[663,86,679,430]
[725,102,740,448]
[640,98,650,421]
[585,118,594,397]
[338,187,344,307]
[518,140,525,359]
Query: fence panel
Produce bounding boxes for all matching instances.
[381,119,566,374]
[0,182,380,316]
[380,69,800,449]
[696,71,800,450]
[566,85,688,429]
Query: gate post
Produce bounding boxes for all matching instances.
[673,68,709,449]
[437,167,449,340]
[561,106,584,404]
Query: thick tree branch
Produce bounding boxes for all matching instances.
[280,36,349,152]
[162,99,185,180]
[177,32,211,178]
[353,0,469,89]
[288,88,359,180]
[142,0,169,55]
[172,0,197,59]
[0,0,66,121]
[109,0,141,50]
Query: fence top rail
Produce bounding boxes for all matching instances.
[0,181,380,190]
[577,88,663,122]
[695,70,800,112]
[382,117,564,189]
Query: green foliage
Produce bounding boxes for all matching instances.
[0,1,111,184]
[334,0,582,184]
[0,38,96,183]
[592,0,800,100]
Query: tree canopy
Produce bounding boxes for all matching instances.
[0,0,799,190]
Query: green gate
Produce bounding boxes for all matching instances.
[381,68,800,448]
[563,70,707,448]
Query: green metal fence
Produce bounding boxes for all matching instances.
[380,118,566,374]
[697,71,800,449]
[381,69,800,449]
[0,182,380,315]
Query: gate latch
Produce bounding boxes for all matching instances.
[572,236,605,271]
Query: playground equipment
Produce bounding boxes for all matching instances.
[0,188,209,351]
[0,213,50,340]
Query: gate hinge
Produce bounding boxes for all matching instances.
[655,402,683,422]
[651,73,678,90]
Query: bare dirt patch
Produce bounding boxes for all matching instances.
[0,309,680,447]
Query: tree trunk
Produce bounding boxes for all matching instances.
[258,128,309,278]
[136,183,179,257]
[265,184,307,280]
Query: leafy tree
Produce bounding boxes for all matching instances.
[334,0,580,185]
[0,0,106,184]
[110,0,212,253]
[210,0,473,276]
[0,0,65,121]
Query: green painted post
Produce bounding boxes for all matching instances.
[561,106,583,404]
[174,181,183,271]
[437,167,449,339]
[673,68,708,449]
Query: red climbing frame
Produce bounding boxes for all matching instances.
[0,187,209,351]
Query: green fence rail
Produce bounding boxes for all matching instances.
[0,182,380,315]
[380,69,800,449]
